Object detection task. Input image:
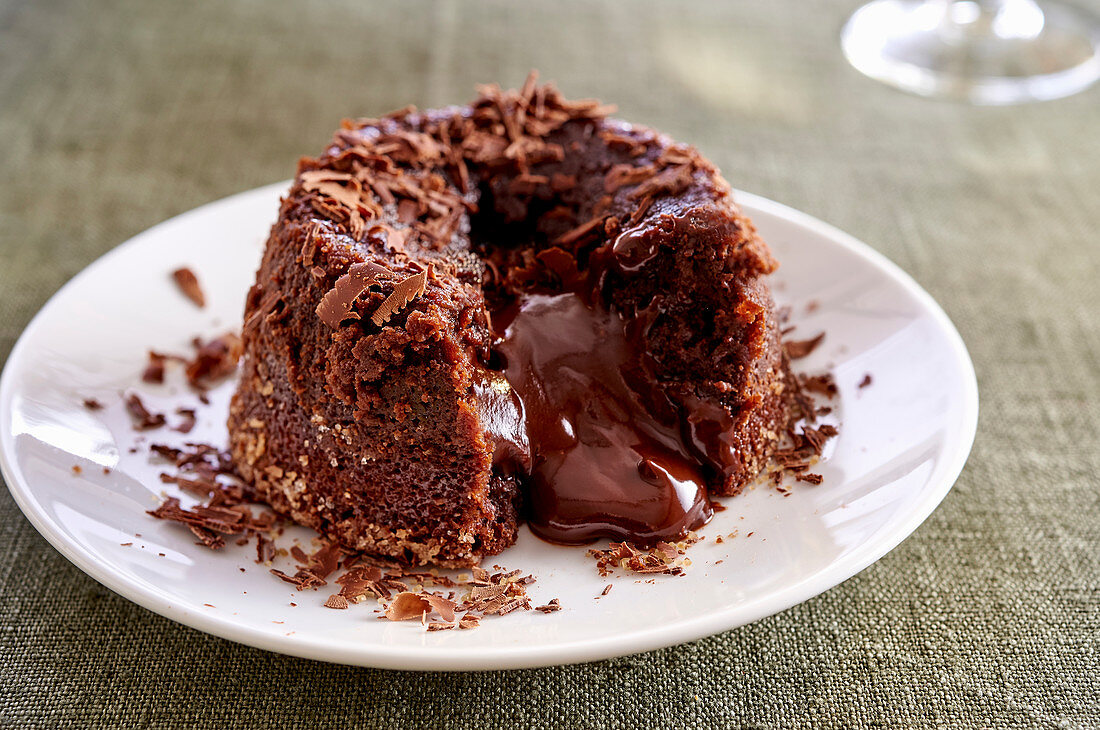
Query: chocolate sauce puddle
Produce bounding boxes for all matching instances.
[491,292,713,546]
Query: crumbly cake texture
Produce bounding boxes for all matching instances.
[228,74,789,568]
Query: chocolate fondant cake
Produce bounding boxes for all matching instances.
[228,75,789,567]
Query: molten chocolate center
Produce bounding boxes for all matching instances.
[492,292,713,545]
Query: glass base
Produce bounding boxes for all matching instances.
[842,0,1100,103]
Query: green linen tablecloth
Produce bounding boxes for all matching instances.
[1,0,1097,727]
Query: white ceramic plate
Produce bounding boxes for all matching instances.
[0,182,978,670]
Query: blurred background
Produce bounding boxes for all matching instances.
[0,0,1097,727]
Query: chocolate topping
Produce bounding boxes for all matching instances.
[470,369,530,474]
[142,352,169,384]
[316,261,390,328]
[185,334,242,389]
[370,265,429,326]
[324,594,349,609]
[610,225,661,273]
[784,333,825,359]
[171,267,206,308]
[587,539,694,577]
[495,293,712,545]
[173,407,197,434]
[146,497,271,550]
[125,393,166,431]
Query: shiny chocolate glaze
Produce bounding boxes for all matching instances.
[492,292,713,545]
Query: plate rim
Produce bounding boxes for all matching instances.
[0,183,980,670]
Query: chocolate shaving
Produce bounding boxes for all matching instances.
[587,537,696,577]
[655,541,680,563]
[300,221,322,267]
[125,393,166,431]
[147,438,268,549]
[801,373,838,398]
[384,592,433,621]
[270,568,326,591]
[316,261,391,329]
[147,497,267,547]
[171,267,206,308]
[324,594,350,609]
[142,352,167,384]
[858,374,873,389]
[299,171,372,238]
[149,443,182,462]
[370,266,429,326]
[151,441,240,479]
[256,534,275,564]
[456,569,536,617]
[552,217,604,248]
[189,525,225,549]
[767,351,841,487]
[627,194,654,226]
[82,398,103,411]
[604,163,655,194]
[336,565,389,601]
[299,171,365,212]
[424,594,457,622]
[143,350,190,385]
[628,164,694,201]
[306,542,345,580]
[367,225,409,253]
[269,540,346,591]
[185,334,243,389]
[784,333,825,359]
[534,599,561,613]
[600,129,650,157]
[173,408,197,434]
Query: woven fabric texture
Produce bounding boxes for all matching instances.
[1,0,1097,727]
